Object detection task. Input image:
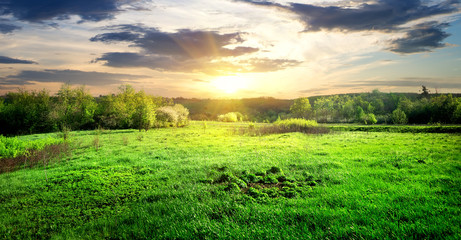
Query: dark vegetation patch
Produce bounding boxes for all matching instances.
[201,167,320,201]
[0,143,70,174]
[238,125,330,136]
[234,120,330,136]
[330,125,461,133]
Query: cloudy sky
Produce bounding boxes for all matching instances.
[0,0,460,98]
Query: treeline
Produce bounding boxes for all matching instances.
[0,85,189,136]
[174,97,292,122]
[175,88,461,124]
[306,90,461,124]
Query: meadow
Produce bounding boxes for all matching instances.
[0,122,460,239]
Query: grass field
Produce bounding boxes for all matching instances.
[0,122,460,239]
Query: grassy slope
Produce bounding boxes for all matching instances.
[0,122,460,239]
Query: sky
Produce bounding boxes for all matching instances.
[0,0,460,99]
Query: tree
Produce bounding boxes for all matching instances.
[453,99,461,123]
[420,85,430,98]
[290,98,312,119]
[355,106,365,123]
[132,90,156,131]
[342,100,355,122]
[364,113,377,125]
[52,84,97,130]
[0,89,53,135]
[391,109,408,124]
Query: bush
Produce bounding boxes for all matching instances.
[155,104,189,127]
[173,104,190,126]
[363,113,377,125]
[217,112,243,122]
[391,109,408,124]
[236,118,329,136]
[274,118,318,129]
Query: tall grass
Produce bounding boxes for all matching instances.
[238,118,329,135]
[0,142,69,173]
[0,135,63,158]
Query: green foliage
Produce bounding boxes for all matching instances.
[239,119,328,136]
[155,104,190,127]
[0,135,63,158]
[290,97,312,119]
[173,104,190,126]
[363,113,377,125]
[0,84,189,135]
[355,106,365,123]
[217,112,243,122]
[391,109,408,124]
[274,118,318,128]
[0,89,54,135]
[52,84,97,131]
[132,90,157,131]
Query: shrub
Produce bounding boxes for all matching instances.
[173,104,190,127]
[217,112,244,122]
[363,113,377,125]
[237,118,329,136]
[156,106,178,127]
[274,118,318,129]
[391,109,408,124]
[155,104,189,127]
[218,112,238,122]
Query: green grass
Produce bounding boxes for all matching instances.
[0,134,63,158]
[0,122,460,239]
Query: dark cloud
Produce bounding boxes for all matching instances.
[94,52,179,71]
[0,56,36,64]
[94,52,300,75]
[90,32,142,43]
[0,0,140,22]
[238,0,459,32]
[388,22,451,53]
[0,19,21,33]
[91,26,259,59]
[94,52,239,75]
[0,69,147,86]
[92,25,302,74]
[238,0,458,54]
[91,25,299,74]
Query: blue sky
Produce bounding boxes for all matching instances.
[0,0,460,98]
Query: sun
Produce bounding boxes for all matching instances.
[212,76,247,94]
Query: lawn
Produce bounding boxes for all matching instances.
[0,122,460,239]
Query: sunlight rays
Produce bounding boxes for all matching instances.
[211,75,248,94]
